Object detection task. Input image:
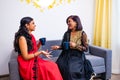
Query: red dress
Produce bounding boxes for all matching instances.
[17,34,63,80]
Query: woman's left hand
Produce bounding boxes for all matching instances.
[41,50,52,59]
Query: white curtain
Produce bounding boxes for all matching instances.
[112,0,120,74]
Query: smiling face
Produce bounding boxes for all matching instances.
[67,18,77,31]
[26,20,36,32]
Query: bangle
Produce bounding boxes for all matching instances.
[34,53,36,57]
[82,46,84,50]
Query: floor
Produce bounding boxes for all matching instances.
[110,74,120,80]
[0,74,120,80]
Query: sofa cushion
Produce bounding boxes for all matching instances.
[86,55,105,67]
[93,66,105,74]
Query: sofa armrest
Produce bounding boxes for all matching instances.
[89,45,112,79]
[8,59,20,80]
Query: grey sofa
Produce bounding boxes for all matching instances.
[8,40,112,80]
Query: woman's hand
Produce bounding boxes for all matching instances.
[51,45,60,50]
[35,50,52,59]
[70,42,77,48]
[76,46,83,51]
[41,50,52,59]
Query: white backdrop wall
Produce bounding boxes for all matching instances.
[112,0,120,74]
[0,0,95,75]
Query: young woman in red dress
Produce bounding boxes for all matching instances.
[14,17,63,80]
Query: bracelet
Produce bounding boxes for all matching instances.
[82,46,85,50]
[34,53,36,57]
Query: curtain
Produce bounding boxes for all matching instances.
[93,0,112,49]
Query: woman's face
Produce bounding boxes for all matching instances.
[26,20,36,32]
[67,18,77,31]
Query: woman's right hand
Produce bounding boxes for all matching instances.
[51,45,60,50]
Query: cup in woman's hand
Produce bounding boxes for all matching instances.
[39,37,46,45]
[63,42,70,50]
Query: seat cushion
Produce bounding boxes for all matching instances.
[93,66,105,74]
[86,55,105,67]
[86,54,105,73]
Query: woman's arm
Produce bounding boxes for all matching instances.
[82,32,88,51]
[76,32,88,51]
[37,41,41,49]
[19,36,47,60]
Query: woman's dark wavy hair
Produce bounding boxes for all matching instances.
[66,15,83,32]
[14,17,33,53]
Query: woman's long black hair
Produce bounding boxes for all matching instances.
[66,15,83,32]
[14,17,33,53]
